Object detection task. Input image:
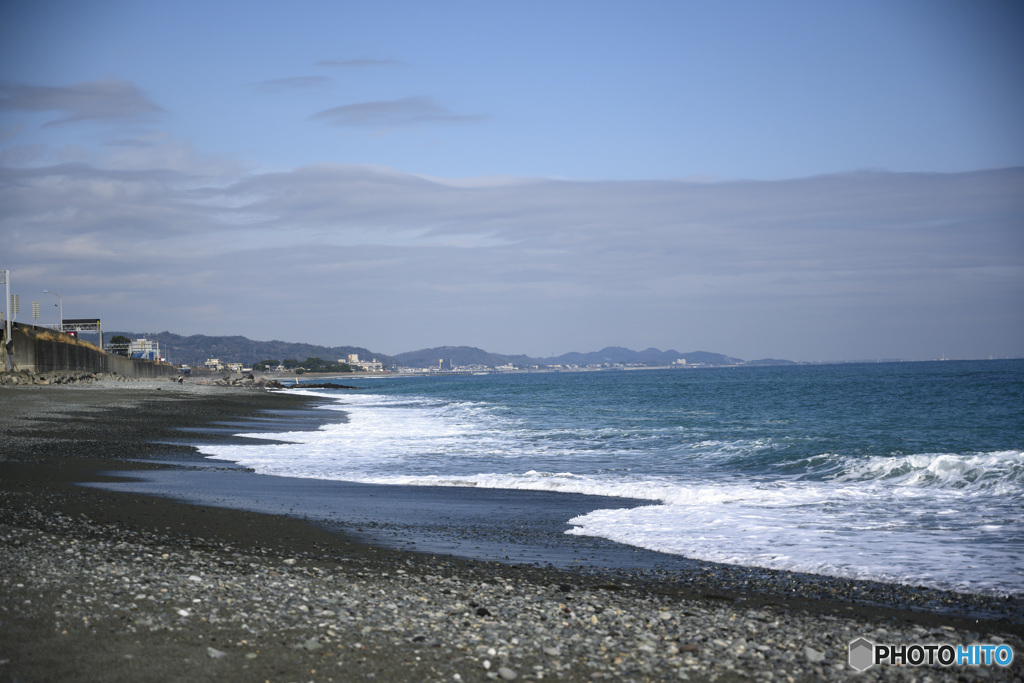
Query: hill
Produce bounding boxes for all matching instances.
[392,346,513,368]
[107,331,395,368]
[105,332,778,369]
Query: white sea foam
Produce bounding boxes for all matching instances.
[564,474,1024,596]
[200,389,1024,596]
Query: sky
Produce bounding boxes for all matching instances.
[1,0,1022,362]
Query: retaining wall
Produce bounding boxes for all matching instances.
[1,323,176,378]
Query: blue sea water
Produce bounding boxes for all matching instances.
[200,360,1024,596]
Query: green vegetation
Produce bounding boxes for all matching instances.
[103,331,391,368]
[264,357,353,374]
[109,335,132,357]
[297,357,353,373]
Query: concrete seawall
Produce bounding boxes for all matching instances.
[2,323,176,378]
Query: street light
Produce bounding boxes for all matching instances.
[43,290,62,331]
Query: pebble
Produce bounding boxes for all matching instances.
[2,382,1022,682]
[804,646,825,663]
[3,514,1021,682]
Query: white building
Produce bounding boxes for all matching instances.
[127,338,162,361]
[342,355,384,373]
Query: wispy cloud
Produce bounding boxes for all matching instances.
[249,76,331,93]
[310,96,486,129]
[2,158,1020,359]
[0,79,164,126]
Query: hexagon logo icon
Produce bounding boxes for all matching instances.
[848,638,875,671]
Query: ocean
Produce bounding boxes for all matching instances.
[199,360,1024,597]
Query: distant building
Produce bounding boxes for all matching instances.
[203,358,224,371]
[126,338,161,361]
[343,355,384,372]
[226,363,244,373]
[439,358,452,371]
[342,358,385,374]
[673,358,687,365]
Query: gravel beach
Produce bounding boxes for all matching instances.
[1,380,1021,682]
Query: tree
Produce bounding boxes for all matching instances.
[281,357,352,373]
[109,335,131,357]
[253,359,280,371]
[300,357,354,373]
[305,357,327,371]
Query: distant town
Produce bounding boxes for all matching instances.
[95,332,982,378]
[2,281,997,379]
[197,353,385,375]
[96,333,772,376]
[179,350,717,377]
[34,328,1000,377]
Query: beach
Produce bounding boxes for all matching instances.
[1,380,1021,682]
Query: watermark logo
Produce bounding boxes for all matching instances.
[849,637,1014,671]
[848,638,874,671]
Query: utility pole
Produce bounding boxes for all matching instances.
[2,269,11,371]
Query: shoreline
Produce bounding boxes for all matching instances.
[1,381,1021,681]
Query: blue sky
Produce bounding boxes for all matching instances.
[1,1,1022,361]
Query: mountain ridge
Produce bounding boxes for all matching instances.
[108,332,778,368]
[107,331,396,368]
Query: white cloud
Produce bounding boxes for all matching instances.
[2,159,1021,359]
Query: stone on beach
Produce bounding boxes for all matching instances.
[1,382,1021,682]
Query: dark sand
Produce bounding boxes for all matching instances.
[1,381,1021,682]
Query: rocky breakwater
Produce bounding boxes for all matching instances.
[0,370,137,387]
[194,374,286,389]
